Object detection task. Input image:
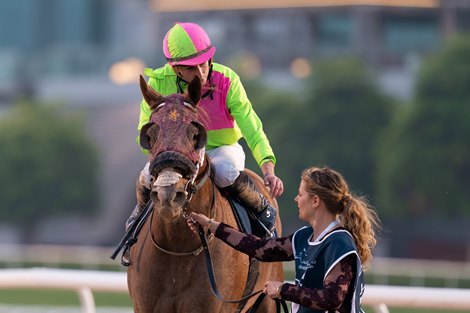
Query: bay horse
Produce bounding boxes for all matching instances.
[127,75,284,312]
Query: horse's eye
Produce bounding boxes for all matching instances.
[147,124,160,146]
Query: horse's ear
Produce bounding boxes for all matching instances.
[140,75,164,110]
[187,76,202,106]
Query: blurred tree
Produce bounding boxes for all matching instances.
[377,35,470,218]
[241,79,305,232]
[243,59,394,232]
[0,103,99,242]
[289,59,393,198]
[242,79,304,175]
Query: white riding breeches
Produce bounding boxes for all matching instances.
[206,143,245,188]
[138,143,245,189]
[139,162,153,189]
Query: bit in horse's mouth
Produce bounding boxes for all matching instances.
[149,151,197,179]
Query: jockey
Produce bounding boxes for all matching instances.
[127,22,284,236]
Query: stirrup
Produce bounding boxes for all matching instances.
[255,205,277,238]
[120,237,137,266]
[121,247,131,266]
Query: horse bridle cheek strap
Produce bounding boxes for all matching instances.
[182,151,208,213]
[183,152,212,212]
[196,227,288,313]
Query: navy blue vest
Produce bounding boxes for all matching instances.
[291,226,364,313]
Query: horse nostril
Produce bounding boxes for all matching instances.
[174,191,187,204]
[150,191,160,205]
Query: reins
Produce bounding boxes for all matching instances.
[196,225,289,313]
[187,160,288,312]
[149,210,210,256]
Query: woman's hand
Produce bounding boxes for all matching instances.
[263,281,284,299]
[187,212,219,235]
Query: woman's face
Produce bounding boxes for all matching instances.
[173,61,210,86]
[295,179,316,222]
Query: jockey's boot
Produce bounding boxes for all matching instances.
[125,179,151,231]
[224,171,277,237]
[121,179,151,266]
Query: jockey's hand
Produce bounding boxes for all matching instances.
[264,174,284,198]
[261,161,284,198]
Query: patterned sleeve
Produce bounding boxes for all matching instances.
[214,223,294,262]
[279,254,357,311]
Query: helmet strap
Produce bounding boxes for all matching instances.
[176,76,185,94]
[205,60,214,100]
[173,59,214,99]
[207,59,213,81]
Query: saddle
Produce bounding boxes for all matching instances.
[227,196,277,238]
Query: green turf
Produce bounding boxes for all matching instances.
[1,289,468,313]
[0,289,132,307]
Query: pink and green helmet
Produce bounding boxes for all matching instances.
[163,22,216,66]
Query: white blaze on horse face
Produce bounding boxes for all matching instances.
[154,168,182,187]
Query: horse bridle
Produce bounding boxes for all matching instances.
[148,157,216,256]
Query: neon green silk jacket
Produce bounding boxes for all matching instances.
[137,63,276,167]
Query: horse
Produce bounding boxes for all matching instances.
[126,75,284,313]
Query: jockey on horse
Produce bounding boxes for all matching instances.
[124,22,284,263]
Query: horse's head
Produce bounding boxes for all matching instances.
[139,75,208,218]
